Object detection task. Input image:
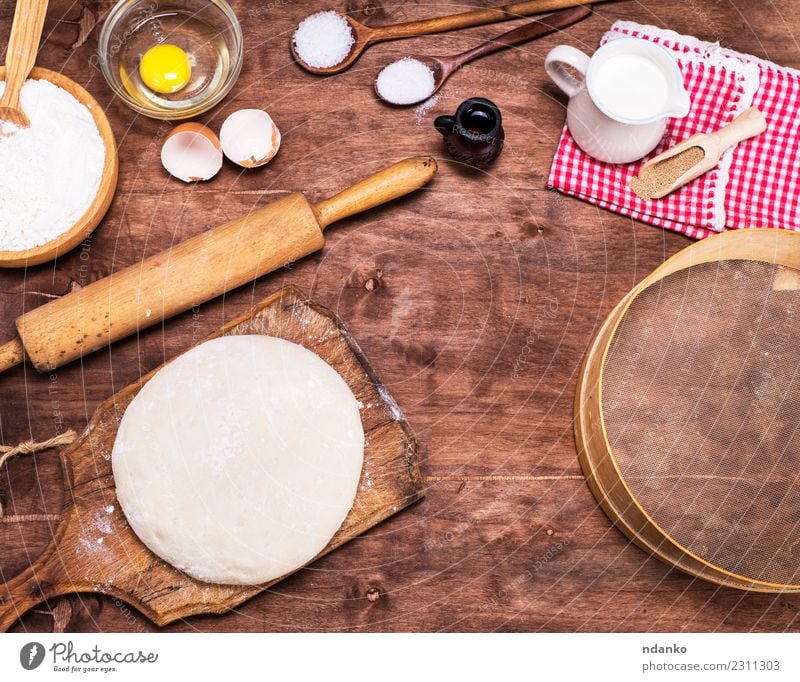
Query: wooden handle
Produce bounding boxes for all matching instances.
[0,450,70,632]
[0,0,49,120]
[372,0,597,42]
[0,531,69,631]
[711,106,767,153]
[0,338,25,373]
[312,156,438,229]
[451,5,592,68]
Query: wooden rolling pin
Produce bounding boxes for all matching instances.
[0,156,437,373]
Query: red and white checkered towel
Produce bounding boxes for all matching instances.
[547,21,800,239]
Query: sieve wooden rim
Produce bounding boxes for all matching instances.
[575,228,800,592]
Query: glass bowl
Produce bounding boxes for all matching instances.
[98,0,243,120]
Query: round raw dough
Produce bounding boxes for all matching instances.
[112,335,364,585]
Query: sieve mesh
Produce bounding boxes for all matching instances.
[602,259,800,586]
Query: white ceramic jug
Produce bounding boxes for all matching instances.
[545,37,691,164]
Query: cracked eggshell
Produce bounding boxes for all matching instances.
[219,109,281,168]
[161,122,223,182]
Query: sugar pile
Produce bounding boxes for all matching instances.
[0,79,105,252]
[293,11,355,69]
[376,58,436,106]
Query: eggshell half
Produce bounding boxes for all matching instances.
[161,122,223,182]
[219,109,281,168]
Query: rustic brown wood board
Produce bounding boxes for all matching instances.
[0,286,423,630]
[4,0,800,633]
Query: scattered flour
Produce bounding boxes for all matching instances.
[293,11,355,69]
[0,79,105,252]
[376,57,436,105]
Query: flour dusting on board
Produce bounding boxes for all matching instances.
[375,382,404,421]
[77,510,115,559]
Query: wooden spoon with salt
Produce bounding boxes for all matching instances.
[0,0,49,129]
[375,6,592,106]
[292,0,601,76]
[631,107,767,200]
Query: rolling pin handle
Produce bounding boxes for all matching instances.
[312,156,438,230]
[0,338,25,374]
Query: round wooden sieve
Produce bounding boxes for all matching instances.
[576,229,800,592]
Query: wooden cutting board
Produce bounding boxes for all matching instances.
[0,286,424,630]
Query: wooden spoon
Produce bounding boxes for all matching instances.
[375,6,591,106]
[0,0,49,129]
[632,107,767,200]
[292,0,601,75]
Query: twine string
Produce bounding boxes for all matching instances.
[0,430,77,519]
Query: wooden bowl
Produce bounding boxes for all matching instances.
[0,66,118,268]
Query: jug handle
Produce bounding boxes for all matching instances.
[434,115,455,136]
[545,45,590,98]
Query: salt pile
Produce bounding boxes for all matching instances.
[293,11,355,69]
[375,57,436,106]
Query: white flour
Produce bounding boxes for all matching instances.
[0,79,106,252]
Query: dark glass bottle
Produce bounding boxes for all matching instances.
[434,97,505,168]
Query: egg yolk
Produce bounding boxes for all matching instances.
[139,44,191,94]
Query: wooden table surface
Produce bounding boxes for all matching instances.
[2,0,799,633]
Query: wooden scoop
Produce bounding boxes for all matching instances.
[375,6,591,106]
[634,107,767,200]
[292,0,600,75]
[0,0,49,129]
[0,157,437,376]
